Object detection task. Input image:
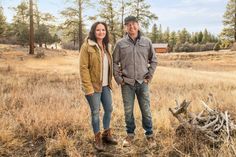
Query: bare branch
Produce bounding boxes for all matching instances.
[200,100,214,113]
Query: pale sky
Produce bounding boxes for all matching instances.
[1,0,227,35]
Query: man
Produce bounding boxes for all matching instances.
[113,16,157,147]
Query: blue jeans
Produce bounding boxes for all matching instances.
[121,82,153,136]
[85,86,113,134]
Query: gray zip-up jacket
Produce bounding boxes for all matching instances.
[113,34,157,86]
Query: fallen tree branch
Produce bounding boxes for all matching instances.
[169,100,236,146]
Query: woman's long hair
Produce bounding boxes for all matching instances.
[88,22,109,52]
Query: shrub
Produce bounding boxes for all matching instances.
[61,42,79,50]
[205,43,215,51]
[193,43,200,52]
[213,42,220,51]
[174,42,217,52]
[182,42,194,52]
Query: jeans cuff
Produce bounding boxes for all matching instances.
[145,132,153,137]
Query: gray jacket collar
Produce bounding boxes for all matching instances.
[125,31,141,44]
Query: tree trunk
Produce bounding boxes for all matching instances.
[234,0,236,41]
[78,0,83,51]
[120,0,125,37]
[29,0,34,54]
[73,31,76,47]
[136,0,140,20]
[111,6,116,44]
[35,3,42,48]
[109,0,116,44]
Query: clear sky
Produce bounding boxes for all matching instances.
[1,0,227,35]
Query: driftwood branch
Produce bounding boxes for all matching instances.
[169,100,236,146]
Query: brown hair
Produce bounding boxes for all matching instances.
[88,22,109,52]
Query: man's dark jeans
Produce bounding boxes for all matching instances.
[121,81,153,136]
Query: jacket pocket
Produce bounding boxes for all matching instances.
[120,43,133,67]
[120,43,131,54]
[138,43,149,51]
[138,42,149,60]
[88,48,100,82]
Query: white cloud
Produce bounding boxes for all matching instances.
[148,0,227,34]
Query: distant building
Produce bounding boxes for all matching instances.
[152,43,169,53]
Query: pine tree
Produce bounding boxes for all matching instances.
[190,32,197,44]
[117,0,129,37]
[60,0,91,50]
[169,31,177,51]
[127,0,158,29]
[29,0,34,54]
[157,24,163,42]
[12,1,29,45]
[0,6,6,37]
[178,28,190,44]
[221,0,236,42]
[194,32,199,44]
[150,23,158,43]
[98,0,119,44]
[202,29,209,43]
[35,1,55,47]
[163,27,170,43]
[198,31,203,43]
[35,24,53,48]
[13,1,29,24]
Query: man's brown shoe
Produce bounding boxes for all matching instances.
[94,132,104,151]
[102,128,118,145]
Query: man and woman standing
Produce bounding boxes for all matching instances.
[79,16,157,150]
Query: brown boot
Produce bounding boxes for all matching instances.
[102,128,118,145]
[94,132,104,151]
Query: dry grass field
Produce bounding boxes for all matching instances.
[1,44,236,157]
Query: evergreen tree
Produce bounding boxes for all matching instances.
[169,31,177,51]
[202,29,209,43]
[198,31,203,43]
[221,0,236,42]
[163,27,170,43]
[35,2,55,47]
[178,28,190,44]
[0,6,6,37]
[98,0,119,44]
[60,0,91,50]
[190,32,197,44]
[117,0,129,37]
[35,24,52,48]
[157,24,163,42]
[29,0,34,54]
[13,1,29,24]
[12,1,29,45]
[127,0,158,29]
[194,32,199,44]
[150,23,158,43]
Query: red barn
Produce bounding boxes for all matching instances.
[152,43,169,53]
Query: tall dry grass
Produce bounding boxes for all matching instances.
[1,46,236,156]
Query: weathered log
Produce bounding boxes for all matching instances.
[169,100,236,145]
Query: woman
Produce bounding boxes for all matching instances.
[79,22,118,151]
